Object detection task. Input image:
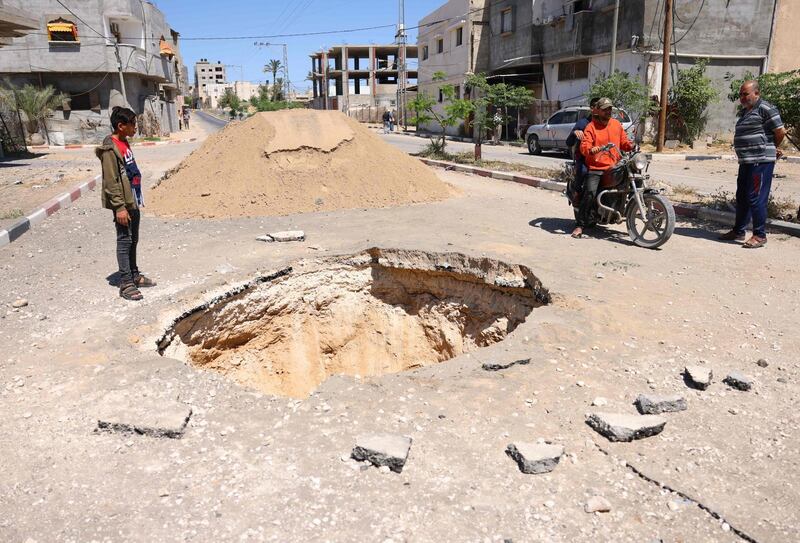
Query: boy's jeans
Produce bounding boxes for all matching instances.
[115,208,140,285]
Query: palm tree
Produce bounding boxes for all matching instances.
[7,84,66,140]
[264,59,282,100]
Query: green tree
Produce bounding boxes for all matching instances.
[408,71,470,154]
[727,69,800,149]
[589,71,656,119]
[2,83,66,138]
[217,88,241,117]
[264,59,282,101]
[668,59,718,144]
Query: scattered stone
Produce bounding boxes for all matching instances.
[592,397,608,407]
[482,358,530,372]
[96,394,192,439]
[586,412,667,442]
[200,192,211,197]
[635,394,687,414]
[351,433,412,473]
[585,496,612,513]
[756,358,768,368]
[255,235,273,242]
[11,299,28,309]
[667,500,680,512]
[543,500,555,508]
[505,442,564,474]
[684,365,713,390]
[378,465,392,474]
[724,372,753,391]
[158,489,170,497]
[269,230,305,242]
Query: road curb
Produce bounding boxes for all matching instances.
[28,138,198,151]
[0,175,100,248]
[419,158,800,238]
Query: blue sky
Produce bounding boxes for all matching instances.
[153,0,437,93]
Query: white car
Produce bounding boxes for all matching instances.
[526,106,633,155]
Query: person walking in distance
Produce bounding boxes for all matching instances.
[719,80,786,248]
[382,109,391,134]
[95,106,157,301]
[183,107,190,130]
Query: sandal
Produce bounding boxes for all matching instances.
[134,275,157,288]
[571,227,584,239]
[742,236,767,249]
[120,282,143,301]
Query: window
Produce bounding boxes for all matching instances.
[455,27,463,47]
[422,45,429,61]
[501,8,513,34]
[547,112,565,125]
[453,85,460,99]
[438,88,444,103]
[47,18,78,42]
[561,111,578,124]
[558,60,589,81]
[437,38,444,54]
[613,109,631,123]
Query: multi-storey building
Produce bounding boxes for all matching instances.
[0,0,186,144]
[193,58,226,105]
[416,0,489,136]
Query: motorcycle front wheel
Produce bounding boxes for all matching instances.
[626,193,675,249]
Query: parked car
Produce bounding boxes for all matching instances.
[525,106,633,155]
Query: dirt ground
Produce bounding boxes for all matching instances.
[1,125,798,542]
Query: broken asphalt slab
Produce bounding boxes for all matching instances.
[723,372,754,391]
[95,392,192,439]
[482,358,531,371]
[505,442,564,474]
[684,365,713,390]
[586,412,667,442]
[351,433,412,473]
[635,394,688,414]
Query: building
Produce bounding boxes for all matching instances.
[201,81,262,109]
[488,0,780,137]
[0,0,186,144]
[0,1,37,46]
[416,0,489,136]
[193,58,226,105]
[309,44,418,114]
[766,0,800,73]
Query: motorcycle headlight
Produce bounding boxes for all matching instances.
[633,152,648,171]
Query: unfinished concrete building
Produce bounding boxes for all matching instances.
[309,45,418,117]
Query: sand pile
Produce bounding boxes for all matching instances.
[147,109,454,218]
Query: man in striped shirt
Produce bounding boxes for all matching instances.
[719,80,786,248]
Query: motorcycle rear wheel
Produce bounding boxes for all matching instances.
[626,193,675,249]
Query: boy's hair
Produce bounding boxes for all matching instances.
[110,106,137,131]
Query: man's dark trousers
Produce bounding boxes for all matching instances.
[115,208,140,285]
[733,162,774,238]
[575,171,603,228]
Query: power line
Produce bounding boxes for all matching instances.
[54,0,107,39]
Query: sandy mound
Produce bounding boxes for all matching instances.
[147,110,454,219]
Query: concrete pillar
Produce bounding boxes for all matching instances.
[322,52,329,109]
[341,46,349,112]
[354,55,360,95]
[311,57,318,98]
[369,46,376,106]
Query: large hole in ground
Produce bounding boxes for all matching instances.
[158,248,551,398]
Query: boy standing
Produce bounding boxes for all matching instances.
[95,106,156,301]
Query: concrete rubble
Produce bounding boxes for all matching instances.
[724,372,754,391]
[585,496,612,513]
[482,358,530,371]
[586,412,667,442]
[95,393,192,439]
[505,442,564,474]
[635,394,688,414]
[351,433,412,473]
[685,365,713,390]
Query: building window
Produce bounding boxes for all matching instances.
[422,45,429,61]
[438,88,443,103]
[453,85,460,99]
[501,8,514,34]
[455,27,463,47]
[47,18,79,42]
[558,60,589,81]
[437,38,444,54]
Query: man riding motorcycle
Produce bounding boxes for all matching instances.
[572,97,634,238]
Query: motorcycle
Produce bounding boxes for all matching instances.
[566,143,675,249]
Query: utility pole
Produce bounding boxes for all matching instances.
[610,0,620,74]
[396,0,407,130]
[255,42,291,100]
[113,40,128,106]
[656,0,673,152]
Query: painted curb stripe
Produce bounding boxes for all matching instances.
[44,199,61,216]
[57,192,73,208]
[27,208,46,226]
[7,218,30,242]
[0,229,9,247]
[69,187,82,201]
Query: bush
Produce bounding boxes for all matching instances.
[669,59,718,144]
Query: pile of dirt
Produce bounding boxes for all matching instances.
[147,110,454,218]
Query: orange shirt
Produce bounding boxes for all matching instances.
[580,118,633,171]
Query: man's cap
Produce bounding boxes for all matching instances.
[596,97,613,109]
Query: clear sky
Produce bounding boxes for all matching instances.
[152,0,439,93]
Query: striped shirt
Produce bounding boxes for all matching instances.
[733,99,783,164]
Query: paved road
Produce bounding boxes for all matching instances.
[194,109,229,130]
[378,132,800,203]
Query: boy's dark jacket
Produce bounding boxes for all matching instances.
[95,135,138,211]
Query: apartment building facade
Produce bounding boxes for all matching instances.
[416,0,489,136]
[0,0,186,144]
[193,58,226,106]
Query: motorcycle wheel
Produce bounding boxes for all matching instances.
[625,193,675,249]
